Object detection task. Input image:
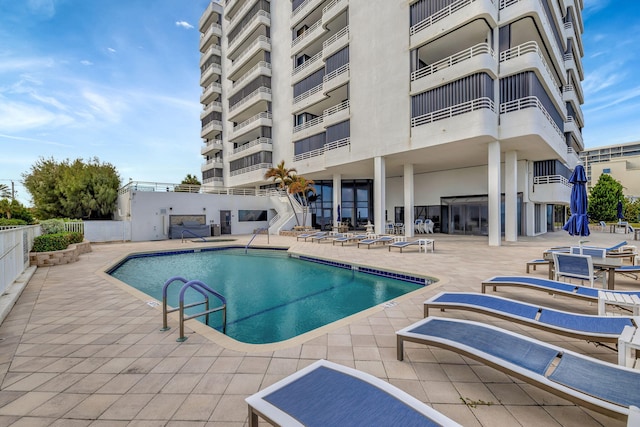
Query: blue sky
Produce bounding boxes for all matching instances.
[1,0,639,205]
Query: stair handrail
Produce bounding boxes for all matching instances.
[245,227,269,253]
[181,229,207,242]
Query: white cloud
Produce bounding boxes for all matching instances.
[82,90,127,123]
[0,100,73,132]
[175,21,194,30]
[0,57,55,74]
[27,0,57,19]
[0,133,70,148]
[107,47,116,53]
[80,60,93,66]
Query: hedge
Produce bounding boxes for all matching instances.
[32,232,84,252]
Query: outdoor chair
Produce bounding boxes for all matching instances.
[414,219,424,234]
[396,317,640,422]
[424,219,435,234]
[553,252,605,288]
[388,237,421,253]
[246,359,463,427]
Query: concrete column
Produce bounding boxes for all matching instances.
[488,141,501,246]
[374,156,386,235]
[404,164,414,237]
[505,151,517,242]
[333,173,341,227]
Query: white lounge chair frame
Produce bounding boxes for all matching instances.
[246,359,462,427]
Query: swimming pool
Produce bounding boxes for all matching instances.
[108,247,430,344]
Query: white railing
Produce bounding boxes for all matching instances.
[499,96,563,138]
[200,22,222,45]
[200,64,221,83]
[201,120,222,135]
[292,51,322,76]
[228,0,258,31]
[292,0,318,18]
[232,61,271,91]
[533,175,571,187]
[293,116,324,133]
[323,63,349,83]
[230,162,271,177]
[293,137,350,162]
[201,101,222,117]
[291,19,322,48]
[203,158,223,167]
[228,10,270,52]
[323,25,349,50]
[203,139,224,152]
[1,225,40,294]
[233,137,272,154]
[231,36,271,70]
[201,82,222,98]
[323,0,345,15]
[119,181,286,196]
[410,0,482,36]
[499,41,561,98]
[229,87,271,113]
[200,45,222,67]
[411,43,492,81]
[324,99,349,117]
[233,112,272,133]
[411,97,495,127]
[64,221,85,234]
[293,84,323,104]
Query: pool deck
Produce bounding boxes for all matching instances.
[0,231,638,426]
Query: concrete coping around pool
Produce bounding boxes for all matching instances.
[98,244,445,353]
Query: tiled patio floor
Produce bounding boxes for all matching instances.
[0,231,637,426]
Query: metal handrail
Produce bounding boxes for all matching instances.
[245,227,269,253]
[181,229,207,243]
[161,276,227,342]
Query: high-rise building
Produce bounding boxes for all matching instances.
[580,141,640,199]
[199,0,584,245]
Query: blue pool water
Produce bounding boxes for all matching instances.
[108,247,427,344]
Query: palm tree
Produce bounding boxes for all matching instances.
[289,175,316,226]
[264,161,300,225]
[0,184,11,199]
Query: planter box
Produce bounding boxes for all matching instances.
[29,241,92,267]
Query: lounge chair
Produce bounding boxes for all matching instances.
[296,231,325,242]
[616,265,640,280]
[311,232,343,243]
[423,292,637,344]
[387,237,421,253]
[357,235,394,248]
[331,233,368,246]
[246,359,462,427]
[525,258,549,273]
[396,317,640,421]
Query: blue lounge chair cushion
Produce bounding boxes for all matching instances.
[407,319,559,375]
[616,266,640,272]
[262,365,445,427]
[431,293,539,319]
[537,310,633,335]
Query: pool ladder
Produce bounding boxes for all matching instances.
[161,276,227,342]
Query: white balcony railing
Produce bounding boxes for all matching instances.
[323,0,345,15]
[411,42,492,81]
[231,36,271,69]
[232,112,272,133]
[323,63,349,83]
[499,96,563,138]
[533,175,571,187]
[293,137,350,162]
[499,41,561,98]
[233,137,272,155]
[411,97,495,127]
[293,84,323,104]
[229,87,272,113]
[291,19,322,48]
[201,120,223,135]
[228,10,270,53]
[292,51,322,76]
[232,61,271,91]
[410,0,486,36]
[323,99,349,117]
[201,101,222,117]
[293,116,324,133]
[322,25,349,50]
[230,162,271,177]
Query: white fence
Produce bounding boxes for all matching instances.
[0,225,40,294]
[84,221,131,242]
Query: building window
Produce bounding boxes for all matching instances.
[603,168,611,174]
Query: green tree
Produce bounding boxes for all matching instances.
[22,157,120,220]
[0,198,34,223]
[265,160,300,226]
[625,197,640,223]
[176,174,201,193]
[587,173,624,222]
[289,175,316,226]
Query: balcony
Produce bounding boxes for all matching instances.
[411,98,498,148]
[200,120,223,139]
[201,158,224,172]
[202,177,224,186]
[200,63,222,87]
[201,139,224,156]
[564,116,583,147]
[564,52,584,81]
[411,43,496,94]
[229,112,273,141]
[322,25,349,60]
[562,85,584,123]
[228,36,271,81]
[294,137,350,163]
[410,0,497,49]
[199,23,222,52]
[292,52,323,84]
[200,101,222,119]
[228,87,272,122]
[293,84,325,112]
[291,0,325,26]
[228,138,272,162]
[499,41,563,110]
[200,44,222,68]
[227,10,271,60]
[200,82,222,104]
[291,19,324,56]
[223,0,242,21]
[228,163,272,187]
[199,1,223,32]
[499,96,566,157]
[230,61,272,97]
[322,0,348,28]
[531,175,572,203]
[322,99,350,128]
[228,0,259,33]
[323,63,349,94]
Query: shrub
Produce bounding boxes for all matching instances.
[32,233,70,252]
[0,218,28,226]
[40,218,66,235]
[67,232,84,244]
